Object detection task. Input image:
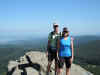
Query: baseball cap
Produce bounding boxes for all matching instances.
[53,23,59,27]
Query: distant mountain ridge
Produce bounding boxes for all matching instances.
[75,39,100,65]
[1,35,100,47]
[74,35,100,45]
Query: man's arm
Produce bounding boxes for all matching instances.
[57,39,60,59]
[47,40,50,52]
[46,33,51,56]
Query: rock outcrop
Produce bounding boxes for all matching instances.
[7,51,93,75]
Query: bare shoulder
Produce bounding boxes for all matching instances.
[70,36,74,41]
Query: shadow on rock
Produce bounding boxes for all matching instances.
[7,67,16,75]
[18,55,41,75]
[7,55,42,75]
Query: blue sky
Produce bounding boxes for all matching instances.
[0,0,100,40]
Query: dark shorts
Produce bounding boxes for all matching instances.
[48,51,57,62]
[58,56,72,68]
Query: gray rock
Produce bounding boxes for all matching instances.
[7,51,93,75]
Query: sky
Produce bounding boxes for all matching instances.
[0,0,100,41]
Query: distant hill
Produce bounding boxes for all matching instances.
[74,35,100,45]
[75,40,100,65]
[3,37,48,49]
[1,35,100,49]
[0,46,25,75]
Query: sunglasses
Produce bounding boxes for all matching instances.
[63,31,68,33]
[54,25,58,27]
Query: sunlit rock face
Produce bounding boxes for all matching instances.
[7,51,93,75]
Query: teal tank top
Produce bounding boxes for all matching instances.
[59,36,72,57]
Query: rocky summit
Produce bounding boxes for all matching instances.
[7,51,93,75]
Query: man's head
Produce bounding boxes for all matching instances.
[53,23,59,33]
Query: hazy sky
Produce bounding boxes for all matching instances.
[0,0,100,40]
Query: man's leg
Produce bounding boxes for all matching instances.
[55,61,57,75]
[55,55,58,75]
[47,61,52,72]
[47,53,53,75]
